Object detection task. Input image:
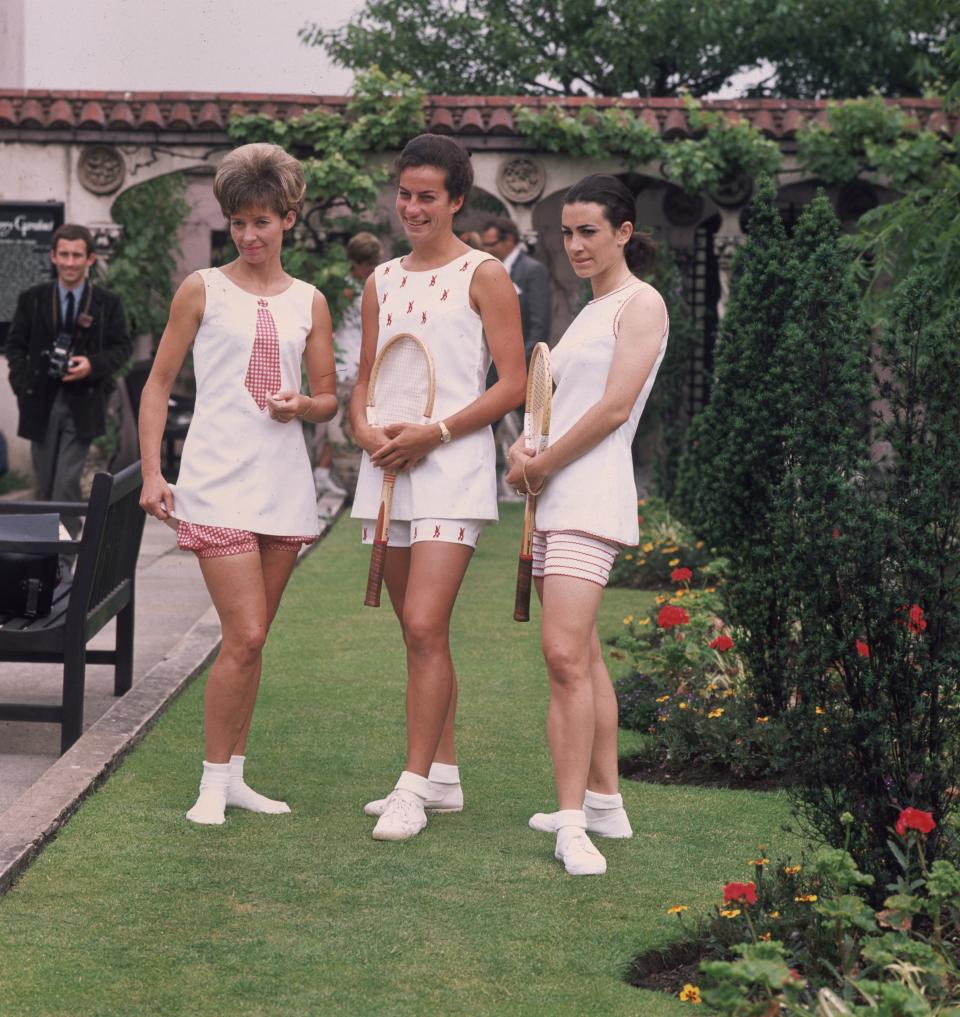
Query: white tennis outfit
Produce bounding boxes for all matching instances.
[533,279,669,585]
[351,251,500,543]
[171,268,320,537]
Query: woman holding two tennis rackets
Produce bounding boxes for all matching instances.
[349,134,525,841]
[506,174,669,875]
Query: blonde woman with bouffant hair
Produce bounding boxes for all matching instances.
[138,142,338,826]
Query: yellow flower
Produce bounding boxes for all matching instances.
[815,706,825,715]
[748,858,769,867]
[756,716,770,724]
[696,540,705,549]
[783,866,801,876]
[708,708,724,719]
[637,618,651,626]
[722,689,736,699]
[822,726,829,734]
[759,931,772,941]
[656,695,671,703]
[662,545,679,554]
[625,553,633,561]
[768,910,781,919]
[705,586,716,593]
[795,894,818,903]
[720,908,741,919]
[674,589,686,599]
[678,702,689,710]
[668,557,681,567]
[678,984,702,1004]
[642,542,654,553]
[622,616,634,625]
[638,499,647,507]
[656,594,667,604]
[637,559,646,566]
[667,904,688,915]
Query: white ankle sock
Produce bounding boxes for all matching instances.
[394,770,430,799]
[554,808,587,832]
[428,762,460,788]
[584,789,623,813]
[225,755,291,814]
[186,761,230,825]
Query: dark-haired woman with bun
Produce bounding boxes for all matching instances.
[350,133,525,842]
[506,174,668,876]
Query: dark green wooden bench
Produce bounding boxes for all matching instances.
[0,462,145,753]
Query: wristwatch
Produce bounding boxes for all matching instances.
[437,420,452,444]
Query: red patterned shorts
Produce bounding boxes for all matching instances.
[176,521,316,559]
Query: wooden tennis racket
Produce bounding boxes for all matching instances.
[514,342,553,622]
[364,332,436,607]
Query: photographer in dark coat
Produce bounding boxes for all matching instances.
[5,224,131,534]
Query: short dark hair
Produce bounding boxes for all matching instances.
[564,174,656,272]
[395,133,473,204]
[483,218,519,244]
[51,224,95,257]
[346,231,382,265]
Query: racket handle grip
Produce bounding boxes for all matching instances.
[365,540,388,608]
[514,555,533,622]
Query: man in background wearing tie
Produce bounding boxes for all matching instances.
[6,224,131,534]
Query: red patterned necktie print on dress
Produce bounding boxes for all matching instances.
[245,299,282,411]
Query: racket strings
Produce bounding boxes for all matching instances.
[371,341,432,425]
[524,346,552,448]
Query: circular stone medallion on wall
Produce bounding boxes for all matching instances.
[496,156,546,205]
[77,145,126,195]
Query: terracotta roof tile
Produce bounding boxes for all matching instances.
[19,98,45,128]
[78,100,105,128]
[47,98,74,128]
[196,102,223,130]
[662,107,689,138]
[107,101,136,129]
[427,107,455,133]
[0,98,15,127]
[168,102,194,129]
[488,107,514,134]
[457,107,485,133]
[138,101,164,129]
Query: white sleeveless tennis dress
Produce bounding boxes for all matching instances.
[351,252,500,524]
[535,279,669,547]
[171,268,320,537]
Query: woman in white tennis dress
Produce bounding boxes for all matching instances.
[507,174,669,876]
[349,134,525,841]
[138,144,337,825]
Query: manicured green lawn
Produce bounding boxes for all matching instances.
[0,505,796,1016]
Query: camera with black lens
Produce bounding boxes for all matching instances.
[46,332,74,379]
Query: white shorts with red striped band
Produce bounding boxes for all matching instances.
[532,530,620,588]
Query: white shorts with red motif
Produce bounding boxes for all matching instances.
[359,518,484,549]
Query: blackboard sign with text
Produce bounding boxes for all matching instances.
[0,202,64,347]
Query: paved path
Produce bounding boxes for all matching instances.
[0,494,344,891]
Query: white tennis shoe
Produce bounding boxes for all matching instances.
[372,788,428,841]
[555,828,607,876]
[364,782,463,817]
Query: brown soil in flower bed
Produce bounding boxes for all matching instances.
[619,753,790,792]
[624,938,724,994]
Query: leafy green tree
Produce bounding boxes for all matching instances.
[302,0,958,98]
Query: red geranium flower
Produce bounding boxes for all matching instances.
[671,567,693,583]
[855,639,870,658]
[709,634,734,653]
[723,881,757,906]
[657,605,690,629]
[906,604,928,634]
[895,807,936,837]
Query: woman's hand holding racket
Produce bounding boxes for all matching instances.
[370,422,438,472]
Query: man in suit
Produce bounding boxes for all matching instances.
[6,224,131,534]
[481,218,552,360]
[481,218,552,498]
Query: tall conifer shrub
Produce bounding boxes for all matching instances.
[674,177,796,713]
